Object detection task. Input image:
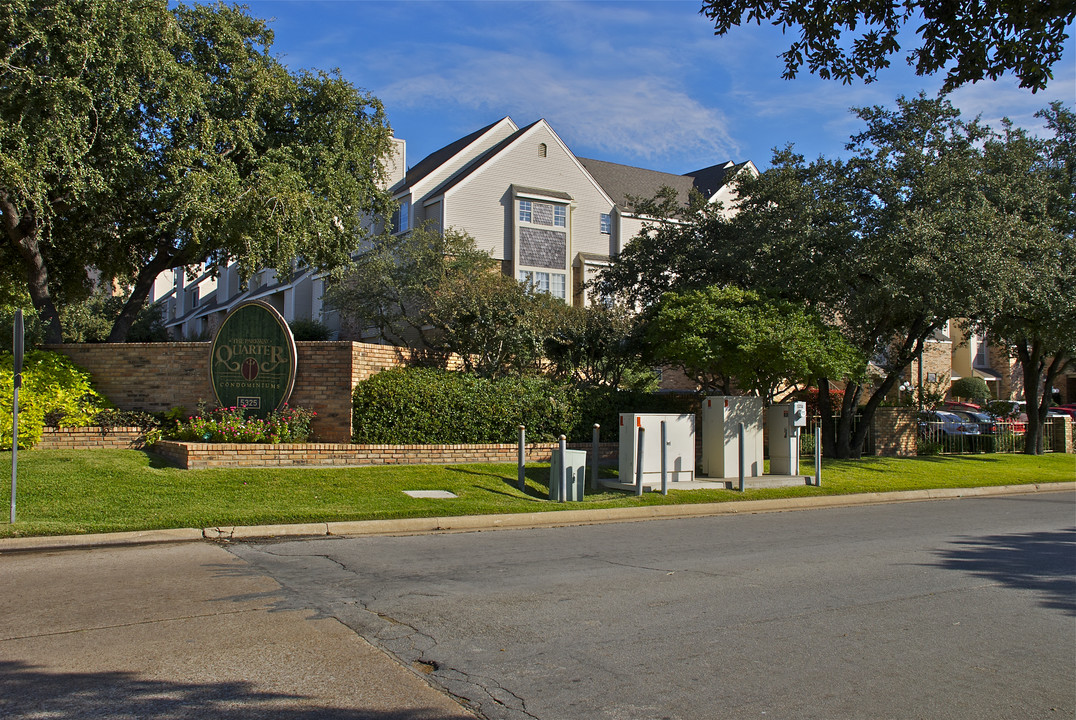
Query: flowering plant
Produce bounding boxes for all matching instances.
[167,403,316,444]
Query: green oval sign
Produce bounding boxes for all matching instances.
[209,301,297,416]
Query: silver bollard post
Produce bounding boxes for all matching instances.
[738,422,746,492]
[660,420,668,496]
[635,425,645,496]
[814,425,822,487]
[517,425,526,492]
[591,424,600,491]
[559,435,568,503]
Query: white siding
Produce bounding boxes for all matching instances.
[409,118,518,198]
[441,123,615,288]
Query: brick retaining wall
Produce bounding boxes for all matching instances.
[153,440,620,470]
[35,427,146,450]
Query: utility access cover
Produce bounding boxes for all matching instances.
[403,490,458,499]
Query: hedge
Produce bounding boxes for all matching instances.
[352,367,697,444]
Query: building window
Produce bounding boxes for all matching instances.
[519,200,532,223]
[520,270,566,300]
[600,213,611,234]
[391,199,409,234]
[973,332,989,367]
[538,143,547,158]
[553,205,566,227]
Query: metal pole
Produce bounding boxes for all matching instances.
[738,422,745,492]
[660,420,668,496]
[590,423,600,491]
[559,435,567,503]
[635,425,645,496]
[517,425,526,492]
[10,383,17,524]
[814,425,822,487]
[10,309,22,524]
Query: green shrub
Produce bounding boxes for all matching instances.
[1,350,111,449]
[949,376,989,401]
[352,367,698,444]
[289,319,333,341]
[352,367,573,443]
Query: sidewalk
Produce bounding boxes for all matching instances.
[2,482,1071,553]
[0,541,476,719]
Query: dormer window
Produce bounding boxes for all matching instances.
[538,143,547,158]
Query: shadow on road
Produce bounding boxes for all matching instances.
[931,527,1076,616]
[0,660,473,720]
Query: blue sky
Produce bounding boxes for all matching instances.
[243,0,1075,174]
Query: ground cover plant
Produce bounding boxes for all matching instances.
[164,404,316,444]
[0,450,1071,538]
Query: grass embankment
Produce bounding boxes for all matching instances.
[1,450,1073,538]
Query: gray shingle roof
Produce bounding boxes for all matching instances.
[578,158,745,212]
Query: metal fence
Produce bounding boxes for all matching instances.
[916,418,1057,455]
[799,415,1065,456]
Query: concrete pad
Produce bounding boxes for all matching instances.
[403,490,459,499]
[0,543,474,719]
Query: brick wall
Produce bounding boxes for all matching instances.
[47,341,418,443]
[35,427,146,451]
[153,440,620,470]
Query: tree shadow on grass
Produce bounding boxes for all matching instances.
[0,660,474,720]
[443,465,550,500]
[929,527,1076,616]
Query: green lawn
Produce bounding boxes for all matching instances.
[0,449,1073,538]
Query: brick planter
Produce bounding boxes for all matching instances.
[35,427,146,451]
[152,440,620,470]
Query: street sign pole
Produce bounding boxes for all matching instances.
[11,309,23,524]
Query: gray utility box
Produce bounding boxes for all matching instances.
[766,402,807,476]
[701,396,764,478]
[549,449,586,502]
[618,413,696,486]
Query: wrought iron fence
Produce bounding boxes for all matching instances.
[798,413,1064,456]
[917,418,1055,455]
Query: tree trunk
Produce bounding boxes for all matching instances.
[1016,339,1045,455]
[0,195,63,343]
[818,378,837,458]
[107,249,178,342]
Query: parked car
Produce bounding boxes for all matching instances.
[919,410,981,452]
[943,401,982,412]
[949,409,999,452]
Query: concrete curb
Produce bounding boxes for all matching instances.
[3,482,1073,553]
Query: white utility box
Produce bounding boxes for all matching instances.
[766,402,807,476]
[618,413,695,486]
[701,396,763,478]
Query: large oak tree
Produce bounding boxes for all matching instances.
[0,0,395,342]
[700,0,1075,92]
[598,94,1021,458]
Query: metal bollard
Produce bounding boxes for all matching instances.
[559,435,568,503]
[591,423,600,491]
[635,425,645,496]
[660,420,668,496]
[814,425,822,487]
[517,425,526,492]
[738,422,745,492]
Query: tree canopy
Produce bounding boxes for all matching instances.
[0,0,395,342]
[699,0,1076,92]
[597,93,1041,458]
[976,102,1076,453]
[644,286,864,401]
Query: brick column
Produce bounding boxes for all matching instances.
[872,407,917,457]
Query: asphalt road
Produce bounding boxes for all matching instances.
[230,493,1076,720]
